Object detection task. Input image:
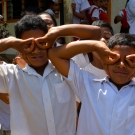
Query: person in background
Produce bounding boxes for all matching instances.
[39,12,65,46]
[44,0,60,17]
[114,8,130,33]
[71,0,90,24]
[99,0,109,23]
[126,0,135,34]
[86,0,101,24]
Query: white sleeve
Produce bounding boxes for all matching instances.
[65,60,94,102]
[80,0,91,11]
[127,1,135,17]
[118,11,124,17]
[92,8,99,19]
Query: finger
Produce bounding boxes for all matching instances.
[100,38,107,43]
[103,64,110,78]
[23,39,35,53]
[35,39,51,50]
[107,53,120,64]
[126,55,135,67]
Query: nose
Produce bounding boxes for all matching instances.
[117,61,126,68]
[32,44,41,53]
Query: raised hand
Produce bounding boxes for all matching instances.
[35,27,58,49]
[1,37,34,54]
[96,41,120,65]
[126,54,135,68]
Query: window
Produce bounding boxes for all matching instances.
[6,0,46,20]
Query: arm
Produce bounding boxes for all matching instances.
[0,37,34,53]
[0,93,9,104]
[48,40,120,77]
[35,24,101,49]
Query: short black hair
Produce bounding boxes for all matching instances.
[20,6,41,18]
[38,12,57,26]
[92,20,114,35]
[107,33,135,49]
[14,15,48,38]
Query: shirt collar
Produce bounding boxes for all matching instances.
[94,76,135,86]
[22,61,55,77]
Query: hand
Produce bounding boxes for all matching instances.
[0,93,9,104]
[12,54,26,68]
[71,3,76,11]
[2,37,34,53]
[126,54,135,68]
[115,15,123,22]
[96,41,120,65]
[35,27,58,49]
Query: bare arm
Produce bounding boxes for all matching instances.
[0,93,9,104]
[35,24,101,49]
[0,37,34,53]
[48,40,120,77]
[73,10,87,20]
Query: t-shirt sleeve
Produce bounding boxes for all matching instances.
[118,10,124,17]
[92,9,99,19]
[65,60,90,101]
[0,65,15,93]
[128,1,135,16]
[80,0,91,11]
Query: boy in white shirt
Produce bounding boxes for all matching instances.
[0,15,101,135]
[36,26,135,135]
[71,0,90,24]
[73,20,113,78]
[126,0,135,34]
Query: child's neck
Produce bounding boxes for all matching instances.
[109,79,131,90]
[30,61,48,76]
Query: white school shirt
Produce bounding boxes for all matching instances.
[0,61,10,131]
[126,0,135,34]
[0,100,10,131]
[72,0,90,24]
[0,62,76,135]
[87,5,99,19]
[65,60,135,135]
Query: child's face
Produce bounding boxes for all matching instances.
[21,29,48,67]
[107,45,135,85]
[39,14,55,30]
[101,0,109,9]
[52,3,60,11]
[94,0,102,7]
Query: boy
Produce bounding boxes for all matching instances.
[0,15,101,135]
[71,0,90,24]
[36,27,135,134]
[99,0,109,23]
[114,8,130,33]
[86,0,101,24]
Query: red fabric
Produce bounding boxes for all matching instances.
[86,7,98,24]
[99,10,109,23]
[74,37,79,41]
[121,9,130,28]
